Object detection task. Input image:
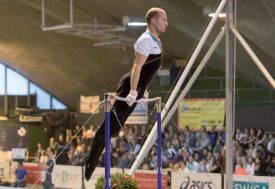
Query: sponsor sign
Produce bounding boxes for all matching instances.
[134,170,167,189]
[178,98,225,130]
[53,165,82,189]
[171,172,221,189]
[0,161,10,182]
[224,175,275,189]
[234,181,269,189]
[12,148,26,159]
[22,162,41,184]
[80,95,100,113]
[0,151,11,163]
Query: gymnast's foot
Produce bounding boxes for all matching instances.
[85,159,96,181]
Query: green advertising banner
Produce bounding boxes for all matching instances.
[178,98,225,130]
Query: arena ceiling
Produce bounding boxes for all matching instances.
[0,0,274,108]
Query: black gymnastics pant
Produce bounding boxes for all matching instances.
[85,74,145,179]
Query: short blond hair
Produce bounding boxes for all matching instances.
[145,7,165,24]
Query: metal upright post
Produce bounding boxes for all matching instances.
[70,0,73,25]
[104,93,111,189]
[225,0,234,188]
[41,0,45,28]
[156,97,162,189]
[4,66,8,116]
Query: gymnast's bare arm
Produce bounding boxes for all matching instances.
[130,52,147,91]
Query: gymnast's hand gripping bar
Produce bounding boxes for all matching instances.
[107,93,159,104]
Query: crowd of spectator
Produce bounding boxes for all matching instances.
[33,124,275,176]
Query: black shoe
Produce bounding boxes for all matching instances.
[85,160,96,181]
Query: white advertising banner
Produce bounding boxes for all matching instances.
[0,151,11,162]
[171,172,222,189]
[53,165,82,189]
[224,175,275,189]
[80,95,100,113]
[11,148,26,159]
[125,92,149,125]
[0,161,10,182]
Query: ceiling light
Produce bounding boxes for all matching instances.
[0,116,8,120]
[122,15,147,27]
[127,22,147,26]
[208,13,226,18]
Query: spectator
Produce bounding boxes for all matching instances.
[257,144,268,162]
[234,128,243,141]
[254,157,264,176]
[41,123,275,177]
[172,133,180,149]
[82,127,88,143]
[167,145,178,161]
[234,140,244,155]
[239,128,249,146]
[218,127,226,145]
[131,138,142,156]
[40,147,55,189]
[71,139,86,166]
[14,162,27,187]
[195,125,207,147]
[56,134,70,165]
[39,150,48,164]
[234,150,247,170]
[178,134,185,147]
[193,132,211,152]
[235,157,247,175]
[255,128,268,148]
[220,148,226,173]
[118,153,131,169]
[127,127,137,142]
[209,125,217,148]
[173,163,180,172]
[243,128,256,147]
[141,162,150,170]
[198,158,208,173]
[184,126,196,148]
[188,156,199,173]
[182,146,191,162]
[213,139,223,154]
[72,125,82,140]
[267,133,275,155]
[245,142,257,158]
[34,142,44,163]
[86,125,95,144]
[208,152,221,173]
[49,137,57,152]
[267,157,275,176]
[246,157,255,176]
[179,160,190,173]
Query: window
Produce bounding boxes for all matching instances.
[0,63,67,110]
[30,83,50,109]
[7,68,28,95]
[0,63,5,94]
[52,98,66,110]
